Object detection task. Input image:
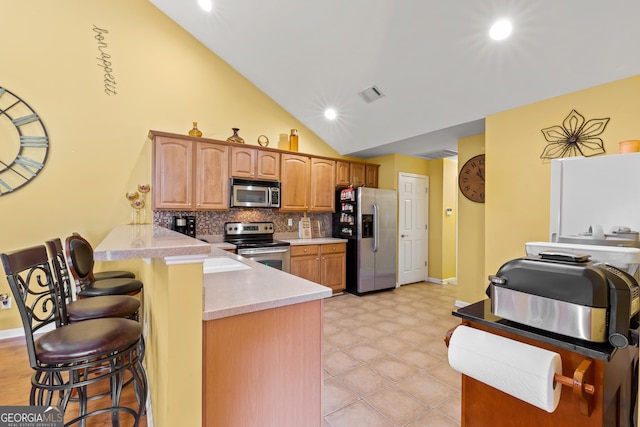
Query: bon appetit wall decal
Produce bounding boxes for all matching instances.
[93,25,117,96]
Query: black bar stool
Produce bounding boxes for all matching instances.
[1,245,148,426]
[65,233,143,298]
[70,232,135,281]
[46,238,140,324]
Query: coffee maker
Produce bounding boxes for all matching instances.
[172,215,196,238]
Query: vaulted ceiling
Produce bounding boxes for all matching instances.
[149,0,640,159]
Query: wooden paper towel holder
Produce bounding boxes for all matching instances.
[445,324,596,416]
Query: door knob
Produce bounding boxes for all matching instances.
[401,234,407,238]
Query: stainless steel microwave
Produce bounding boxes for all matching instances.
[230,178,280,208]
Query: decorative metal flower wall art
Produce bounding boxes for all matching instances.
[540,109,610,159]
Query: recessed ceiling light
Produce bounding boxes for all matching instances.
[489,19,512,41]
[324,108,337,120]
[198,0,213,12]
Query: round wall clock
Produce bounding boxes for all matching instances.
[0,87,49,196]
[459,154,485,203]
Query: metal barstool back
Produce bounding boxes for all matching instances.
[65,233,143,298]
[46,238,140,324]
[1,245,148,426]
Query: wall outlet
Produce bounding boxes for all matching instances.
[1,296,11,309]
[287,218,293,226]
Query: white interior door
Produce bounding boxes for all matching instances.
[398,173,428,285]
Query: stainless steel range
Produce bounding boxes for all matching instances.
[224,222,291,273]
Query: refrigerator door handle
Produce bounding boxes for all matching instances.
[372,203,379,252]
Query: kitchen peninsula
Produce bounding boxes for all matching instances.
[94,224,332,427]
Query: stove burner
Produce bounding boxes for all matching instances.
[223,221,290,249]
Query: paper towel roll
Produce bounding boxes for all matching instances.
[448,325,562,413]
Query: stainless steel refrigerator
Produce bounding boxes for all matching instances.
[333,187,397,295]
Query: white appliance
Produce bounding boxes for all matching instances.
[549,152,640,244]
[526,242,640,280]
[529,152,640,280]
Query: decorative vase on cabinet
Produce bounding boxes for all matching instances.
[188,122,202,137]
[227,128,245,144]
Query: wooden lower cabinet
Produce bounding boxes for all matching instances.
[320,244,346,293]
[459,321,638,427]
[290,245,321,283]
[290,244,346,293]
[203,300,323,427]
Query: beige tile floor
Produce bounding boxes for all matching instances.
[322,282,462,427]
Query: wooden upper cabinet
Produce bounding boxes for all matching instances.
[150,130,380,211]
[336,161,350,187]
[337,161,378,188]
[230,146,280,180]
[281,155,335,212]
[365,164,379,188]
[280,154,310,211]
[309,158,335,212]
[256,151,280,180]
[152,134,229,210]
[153,136,194,210]
[229,146,255,178]
[195,142,229,210]
[351,163,366,187]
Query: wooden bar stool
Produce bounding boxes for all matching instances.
[65,233,143,298]
[1,245,148,426]
[46,238,140,324]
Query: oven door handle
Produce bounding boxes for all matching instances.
[238,248,290,255]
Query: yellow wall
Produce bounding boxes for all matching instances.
[368,153,431,190]
[369,153,459,283]
[442,158,458,280]
[427,160,444,280]
[0,0,354,331]
[369,154,397,190]
[475,75,640,304]
[456,134,486,303]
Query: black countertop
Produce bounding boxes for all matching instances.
[453,299,618,361]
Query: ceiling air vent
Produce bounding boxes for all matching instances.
[358,85,385,103]
[417,150,458,160]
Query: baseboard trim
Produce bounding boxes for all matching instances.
[454,300,471,308]
[0,324,55,341]
[0,327,24,340]
[427,276,457,285]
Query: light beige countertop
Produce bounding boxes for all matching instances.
[209,242,236,250]
[203,247,332,320]
[94,225,332,320]
[94,224,211,261]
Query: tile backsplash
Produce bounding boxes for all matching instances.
[154,209,332,237]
